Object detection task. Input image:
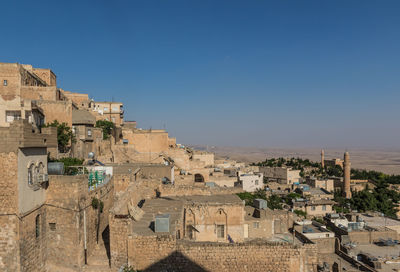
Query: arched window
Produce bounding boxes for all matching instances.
[34,165,40,183]
[28,164,35,186]
[194,174,204,182]
[38,162,44,175]
[35,214,40,238]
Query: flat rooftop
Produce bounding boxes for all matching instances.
[110,163,172,174]
[181,194,243,205]
[131,194,243,236]
[349,244,400,272]
[359,214,400,228]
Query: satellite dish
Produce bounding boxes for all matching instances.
[88,152,95,159]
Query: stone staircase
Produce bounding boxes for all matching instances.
[82,232,112,272]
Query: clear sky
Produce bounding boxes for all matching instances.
[1,0,399,149]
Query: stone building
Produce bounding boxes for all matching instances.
[45,173,114,271]
[0,118,115,272]
[293,199,335,218]
[244,206,294,239]
[90,101,124,126]
[0,120,56,271]
[110,187,318,271]
[0,62,77,127]
[324,158,344,168]
[259,166,301,185]
[305,177,334,192]
[235,173,264,192]
[71,109,103,159]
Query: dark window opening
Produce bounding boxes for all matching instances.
[49,223,56,231]
[35,215,40,238]
[194,174,204,182]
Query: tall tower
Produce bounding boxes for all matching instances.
[321,149,325,168]
[343,151,351,199]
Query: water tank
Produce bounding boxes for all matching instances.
[253,199,268,210]
[48,162,64,175]
[155,214,170,233]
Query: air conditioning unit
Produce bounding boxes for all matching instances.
[38,174,49,184]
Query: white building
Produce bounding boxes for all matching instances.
[235,173,263,192]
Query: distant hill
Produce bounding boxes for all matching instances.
[190,145,400,175]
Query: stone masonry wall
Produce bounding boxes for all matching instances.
[46,175,114,271]
[128,235,318,272]
[109,215,130,269]
[19,206,47,272]
[0,152,19,271]
[0,215,19,272]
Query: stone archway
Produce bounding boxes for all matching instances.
[194,174,204,182]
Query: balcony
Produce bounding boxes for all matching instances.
[63,165,113,191]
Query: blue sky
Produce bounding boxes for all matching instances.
[1,0,400,148]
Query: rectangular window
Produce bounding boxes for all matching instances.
[217,224,225,238]
[311,206,316,211]
[322,205,326,211]
[35,215,40,238]
[253,222,260,229]
[111,117,116,123]
[104,107,109,112]
[49,223,56,231]
[255,180,259,185]
[112,107,118,112]
[87,128,92,136]
[3,79,7,86]
[5,111,21,123]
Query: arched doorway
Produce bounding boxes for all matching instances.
[194,174,204,182]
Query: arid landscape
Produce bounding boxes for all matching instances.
[193,145,400,175]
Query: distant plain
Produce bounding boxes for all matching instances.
[192,146,400,175]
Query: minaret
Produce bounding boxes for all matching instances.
[321,149,325,168]
[343,151,351,199]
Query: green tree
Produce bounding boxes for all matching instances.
[294,210,307,218]
[95,120,115,140]
[267,195,283,210]
[43,120,75,153]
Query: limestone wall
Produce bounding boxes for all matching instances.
[121,129,169,154]
[19,206,47,272]
[192,152,214,167]
[159,184,243,197]
[45,175,114,271]
[36,100,73,126]
[127,236,318,272]
[20,86,57,101]
[0,215,20,272]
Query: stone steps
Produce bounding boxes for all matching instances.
[82,264,112,272]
